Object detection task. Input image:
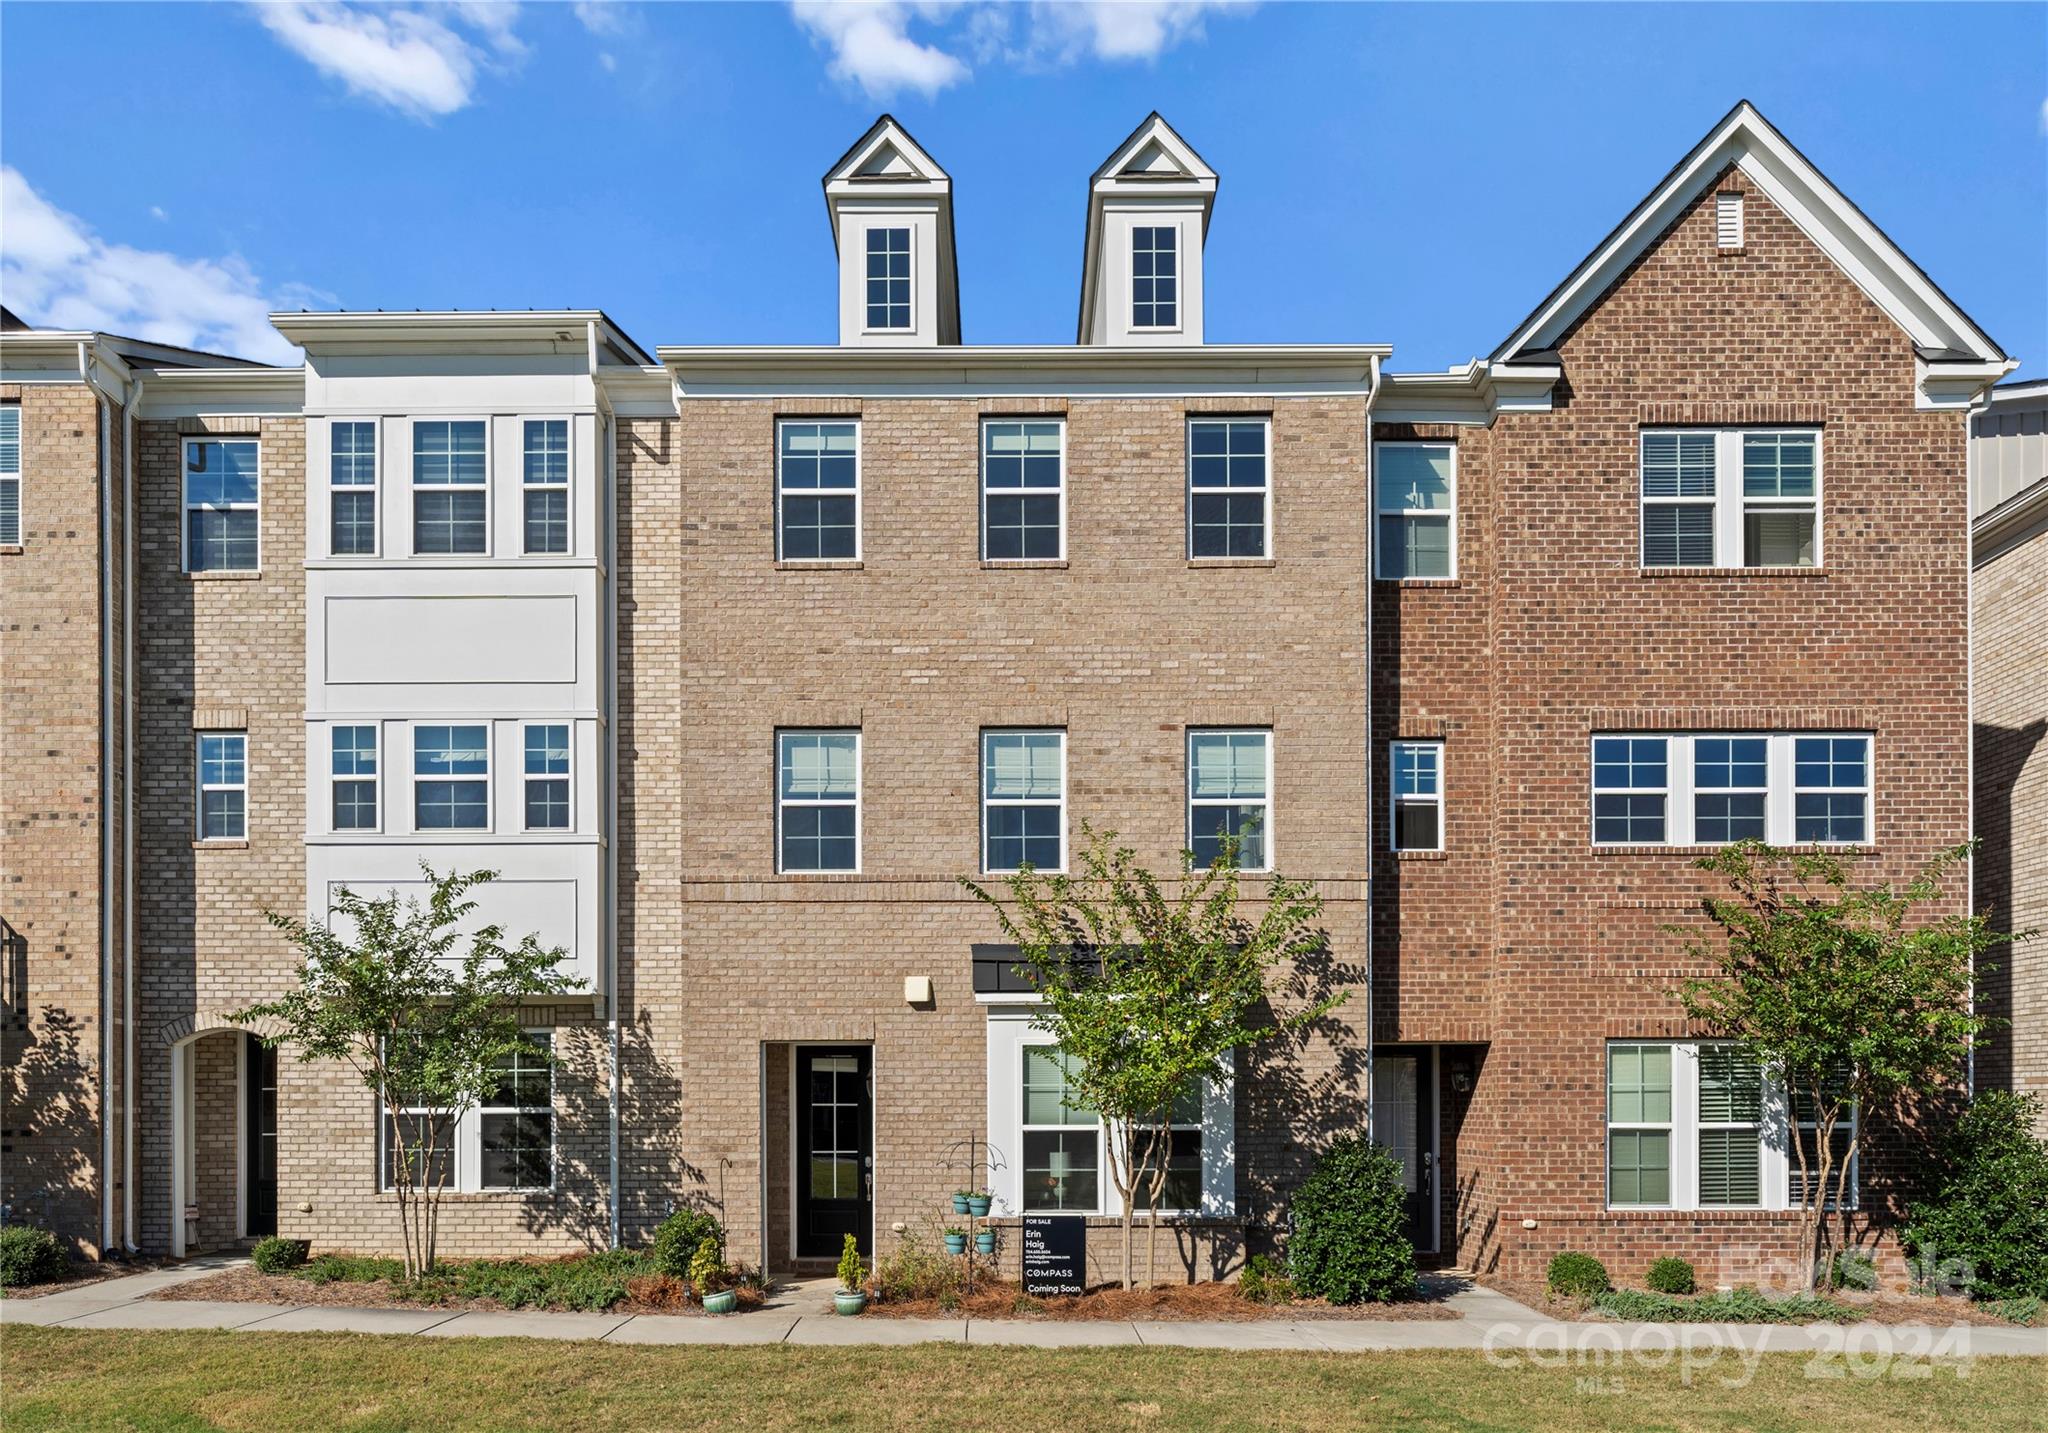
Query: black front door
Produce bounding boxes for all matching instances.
[247,1035,278,1238]
[796,1046,872,1260]
[1372,1048,1436,1254]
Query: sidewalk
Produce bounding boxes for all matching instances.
[7,1259,2043,1357]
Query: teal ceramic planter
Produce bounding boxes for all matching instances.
[701,1289,737,1315]
[834,1291,868,1316]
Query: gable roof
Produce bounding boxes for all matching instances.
[1491,101,2009,375]
[1077,112,1219,343]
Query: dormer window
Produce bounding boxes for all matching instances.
[865,227,912,331]
[1132,226,1178,329]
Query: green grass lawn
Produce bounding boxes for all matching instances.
[2,1327,2038,1432]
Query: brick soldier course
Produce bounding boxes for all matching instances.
[0,103,2023,1285]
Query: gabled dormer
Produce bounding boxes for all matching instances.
[823,116,960,347]
[1078,113,1218,346]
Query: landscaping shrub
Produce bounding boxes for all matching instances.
[1593,1287,1856,1324]
[300,1254,404,1285]
[250,1237,308,1275]
[1237,1253,1296,1305]
[1904,1090,2048,1300]
[1987,1295,2041,1328]
[652,1207,725,1280]
[872,1219,974,1303]
[1644,1256,1695,1295]
[0,1226,67,1288]
[1828,1248,1878,1293]
[1285,1135,1416,1304]
[1545,1251,1610,1298]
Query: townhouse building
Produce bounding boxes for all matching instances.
[0,102,2016,1283]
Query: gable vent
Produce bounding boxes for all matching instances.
[1716,192,1744,249]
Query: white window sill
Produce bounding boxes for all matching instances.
[185,569,263,581]
[775,559,864,572]
[1637,565,1826,578]
[981,559,1070,571]
[192,839,249,850]
[1187,557,1276,569]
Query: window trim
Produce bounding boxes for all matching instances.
[775,728,862,875]
[979,417,1068,563]
[1606,1041,1676,1210]
[0,402,22,547]
[195,730,248,842]
[775,417,862,563]
[1695,1041,1764,1210]
[521,722,572,833]
[1129,221,1182,333]
[379,1030,555,1194]
[1638,427,1823,571]
[1389,739,1445,853]
[1590,735,1670,847]
[411,722,492,834]
[408,417,491,559]
[1185,416,1272,561]
[1373,441,1458,581]
[981,728,1067,875]
[330,723,381,834]
[520,417,572,556]
[181,436,262,574]
[1591,732,1873,848]
[328,420,378,558]
[1186,728,1274,872]
[862,224,914,334]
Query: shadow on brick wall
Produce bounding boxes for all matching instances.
[0,1003,99,1252]
[1973,717,2045,1095]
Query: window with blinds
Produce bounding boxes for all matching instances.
[1187,729,1271,870]
[983,730,1065,873]
[1640,431,1717,566]
[1696,1045,1762,1206]
[1,403,23,546]
[1639,428,1821,570]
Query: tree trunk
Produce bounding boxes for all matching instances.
[1115,1115,1138,1291]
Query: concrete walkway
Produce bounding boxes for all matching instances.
[6,1259,2043,1358]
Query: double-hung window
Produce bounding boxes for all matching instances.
[183,438,260,572]
[381,1057,454,1191]
[1391,740,1444,852]
[865,227,911,330]
[1187,729,1271,870]
[1131,225,1178,329]
[1793,736,1869,844]
[1592,737,1668,844]
[414,724,488,830]
[777,729,859,872]
[1692,737,1767,843]
[983,730,1064,873]
[196,732,247,840]
[0,403,21,546]
[329,421,377,555]
[412,420,487,554]
[1791,1075,1857,1209]
[1606,1043,1673,1207]
[479,1034,554,1190]
[1640,428,1820,569]
[981,420,1064,560]
[1188,418,1268,559]
[777,420,859,560]
[1142,1083,1204,1211]
[522,724,570,831]
[1696,1044,1763,1207]
[1374,443,1455,579]
[1021,1045,1101,1213]
[523,419,569,554]
[331,724,378,831]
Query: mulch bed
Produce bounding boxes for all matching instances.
[1475,1274,2028,1327]
[867,1278,1460,1322]
[151,1267,767,1318]
[2,1259,169,1301]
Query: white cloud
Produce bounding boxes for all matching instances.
[790,1,1245,97]
[572,0,629,38]
[148,205,169,222]
[248,1,529,119]
[791,2,972,100]
[0,168,314,364]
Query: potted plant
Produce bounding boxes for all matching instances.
[965,1190,992,1218]
[974,1228,996,1255]
[834,1233,867,1315]
[951,1191,972,1215]
[691,1236,737,1314]
[943,1227,968,1256]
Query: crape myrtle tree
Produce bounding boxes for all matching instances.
[963,824,1341,1289]
[233,867,583,1279]
[1673,842,2013,1291]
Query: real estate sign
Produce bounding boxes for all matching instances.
[1020,1215,1086,1296]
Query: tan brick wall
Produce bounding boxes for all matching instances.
[0,382,108,1253]
[1378,169,1973,1275]
[192,1030,239,1250]
[1973,521,2048,1128]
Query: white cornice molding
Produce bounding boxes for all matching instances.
[1972,476,2048,566]
[1376,360,1562,425]
[270,311,651,366]
[131,366,307,419]
[596,365,679,417]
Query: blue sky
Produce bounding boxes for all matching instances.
[2,2,2042,372]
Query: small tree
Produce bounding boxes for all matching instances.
[1674,842,2011,1290]
[962,824,1341,1289]
[233,867,583,1279]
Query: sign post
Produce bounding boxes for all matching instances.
[1020,1215,1087,1297]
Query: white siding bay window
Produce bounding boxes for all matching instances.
[1606,1041,1847,1212]
[1639,429,1820,570]
[1592,732,1870,847]
[984,1011,1235,1218]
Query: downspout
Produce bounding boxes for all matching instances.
[123,374,139,1252]
[1963,398,1979,1101]
[1362,351,1380,1149]
[592,323,622,1250]
[86,342,114,1255]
